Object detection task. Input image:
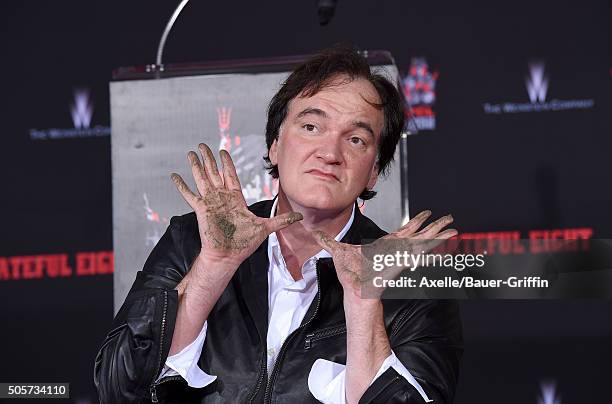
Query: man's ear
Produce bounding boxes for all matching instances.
[269,138,279,165]
[366,162,379,190]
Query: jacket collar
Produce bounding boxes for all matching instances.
[249,197,386,244]
[240,198,388,339]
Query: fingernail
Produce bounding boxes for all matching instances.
[198,143,210,156]
[313,230,328,242]
[187,151,198,163]
[287,212,303,224]
[415,210,430,219]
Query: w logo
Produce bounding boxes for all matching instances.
[70,89,93,129]
[537,381,561,404]
[526,62,549,103]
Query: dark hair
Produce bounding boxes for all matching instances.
[263,46,405,200]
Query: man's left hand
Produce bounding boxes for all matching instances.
[313,210,457,301]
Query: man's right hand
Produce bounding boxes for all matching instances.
[171,143,302,269]
[165,144,302,358]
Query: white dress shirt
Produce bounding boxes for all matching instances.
[157,199,431,403]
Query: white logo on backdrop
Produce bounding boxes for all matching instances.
[526,62,549,103]
[537,381,561,404]
[70,89,94,129]
[29,87,110,140]
[482,61,594,114]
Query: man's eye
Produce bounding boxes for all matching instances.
[350,136,366,145]
[303,124,317,132]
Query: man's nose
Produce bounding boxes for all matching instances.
[315,135,343,164]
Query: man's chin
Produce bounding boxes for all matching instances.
[287,188,352,213]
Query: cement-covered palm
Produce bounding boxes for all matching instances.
[314,210,457,299]
[171,144,302,266]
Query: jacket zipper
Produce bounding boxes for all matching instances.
[247,352,267,403]
[389,308,411,339]
[149,375,183,403]
[262,260,324,404]
[150,290,169,403]
[304,325,346,350]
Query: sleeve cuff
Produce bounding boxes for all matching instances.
[155,321,217,388]
[308,358,347,403]
[376,351,432,402]
[307,350,432,403]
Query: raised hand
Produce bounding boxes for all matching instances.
[313,211,457,299]
[171,143,302,267]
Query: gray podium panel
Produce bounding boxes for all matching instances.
[111,66,402,312]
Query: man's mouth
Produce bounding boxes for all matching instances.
[306,169,340,182]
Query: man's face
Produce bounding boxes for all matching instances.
[269,75,383,214]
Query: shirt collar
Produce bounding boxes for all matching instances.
[268,196,355,260]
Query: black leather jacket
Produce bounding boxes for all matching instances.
[94,200,462,403]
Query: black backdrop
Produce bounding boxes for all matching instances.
[0,0,610,403]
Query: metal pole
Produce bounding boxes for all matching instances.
[156,0,192,68]
[399,131,411,225]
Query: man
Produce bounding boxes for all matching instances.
[94,47,462,403]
